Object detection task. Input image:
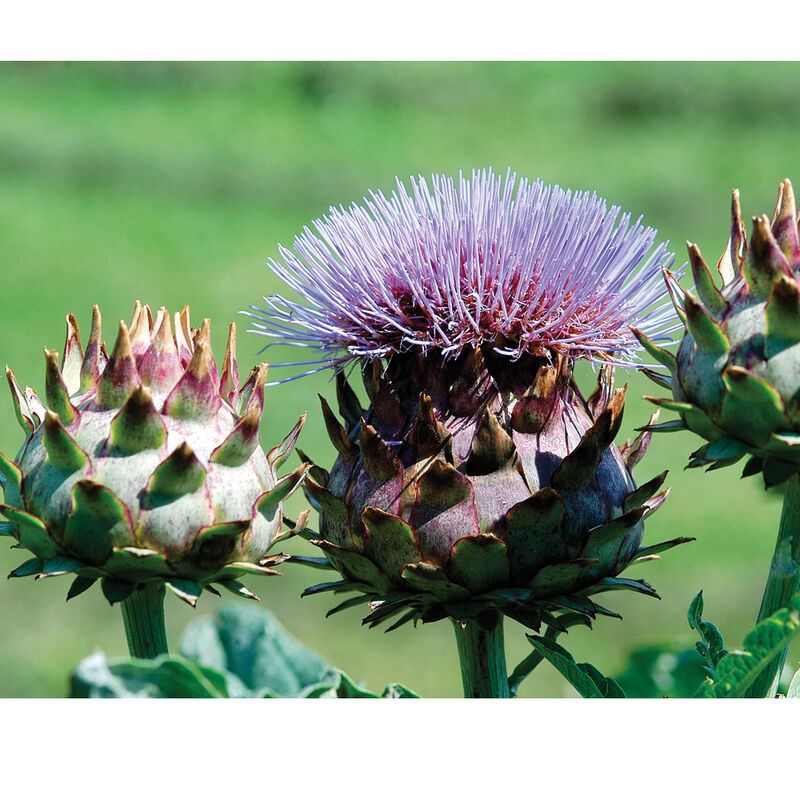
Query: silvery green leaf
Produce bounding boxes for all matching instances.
[70,651,229,698]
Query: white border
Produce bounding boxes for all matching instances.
[1,1,789,60]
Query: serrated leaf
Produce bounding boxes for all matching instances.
[707,595,800,698]
[687,590,728,673]
[526,635,626,698]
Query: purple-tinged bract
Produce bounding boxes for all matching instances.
[0,303,308,607]
[251,171,689,633]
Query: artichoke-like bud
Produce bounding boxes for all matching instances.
[301,352,681,631]
[0,303,308,606]
[249,170,691,632]
[637,179,800,488]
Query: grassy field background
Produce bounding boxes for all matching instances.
[0,61,797,697]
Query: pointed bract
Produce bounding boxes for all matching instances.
[80,305,105,393]
[771,179,800,263]
[765,275,800,357]
[728,188,747,278]
[237,363,268,416]
[745,214,791,299]
[256,464,312,524]
[145,442,206,503]
[6,366,34,433]
[64,480,134,565]
[360,422,402,482]
[630,327,677,370]
[43,411,88,471]
[463,409,516,475]
[409,394,450,457]
[61,314,84,396]
[688,242,725,315]
[663,268,687,322]
[219,322,239,403]
[128,301,151,357]
[138,309,182,392]
[336,371,362,428]
[683,292,729,356]
[210,405,261,467]
[44,348,77,424]
[267,413,306,471]
[109,385,167,454]
[190,520,250,570]
[97,321,140,409]
[163,341,221,421]
[320,394,355,460]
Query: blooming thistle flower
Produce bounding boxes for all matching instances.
[247,169,690,639]
[248,170,680,376]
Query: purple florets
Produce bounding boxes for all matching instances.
[246,169,682,378]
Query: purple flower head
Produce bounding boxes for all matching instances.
[246,169,682,380]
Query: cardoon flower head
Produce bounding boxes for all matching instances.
[639,179,800,487]
[248,169,681,377]
[248,169,688,647]
[0,303,309,658]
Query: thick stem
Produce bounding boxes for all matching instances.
[452,612,510,698]
[121,582,169,659]
[747,473,800,698]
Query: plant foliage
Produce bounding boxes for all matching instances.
[526,634,626,698]
[71,605,418,698]
[690,592,800,698]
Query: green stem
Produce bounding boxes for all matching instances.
[747,473,800,698]
[452,612,510,698]
[121,582,169,659]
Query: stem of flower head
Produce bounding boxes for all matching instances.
[746,473,800,698]
[120,582,169,659]
[452,611,510,698]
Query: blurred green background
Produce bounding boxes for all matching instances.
[0,61,796,697]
